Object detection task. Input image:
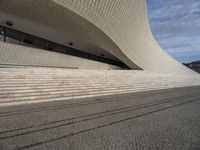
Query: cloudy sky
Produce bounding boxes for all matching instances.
[147,0,200,63]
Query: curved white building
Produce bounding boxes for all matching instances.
[0,0,196,74]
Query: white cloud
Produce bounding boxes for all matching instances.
[147,0,200,63]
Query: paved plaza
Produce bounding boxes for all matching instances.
[0,86,200,150]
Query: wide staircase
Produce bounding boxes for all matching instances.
[0,67,200,107]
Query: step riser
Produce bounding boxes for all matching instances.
[0,68,200,107]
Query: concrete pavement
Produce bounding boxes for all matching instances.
[0,86,200,150]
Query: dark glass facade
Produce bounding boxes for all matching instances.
[0,25,128,68]
[0,26,5,42]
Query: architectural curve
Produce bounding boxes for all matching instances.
[0,0,196,74]
[52,0,195,74]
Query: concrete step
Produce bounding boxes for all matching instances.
[0,87,159,104]
[0,67,200,107]
[0,84,162,99]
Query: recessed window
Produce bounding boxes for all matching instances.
[5,28,20,44]
[31,37,44,49]
[21,33,33,46]
[0,26,4,41]
[45,41,56,51]
[0,25,125,68]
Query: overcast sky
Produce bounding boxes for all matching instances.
[147,0,200,63]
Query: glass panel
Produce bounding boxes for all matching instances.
[0,26,5,41]
[5,28,20,44]
[0,25,120,67]
[45,41,56,51]
[32,36,45,49]
[54,44,64,53]
[21,32,33,46]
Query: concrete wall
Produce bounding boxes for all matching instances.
[52,0,195,74]
[0,42,120,69]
